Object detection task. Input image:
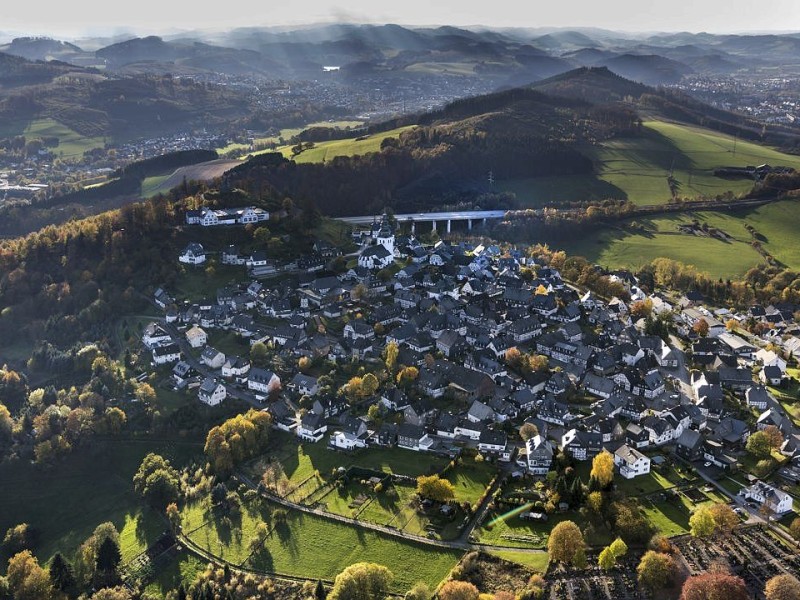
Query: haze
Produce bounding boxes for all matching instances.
[6,0,800,38]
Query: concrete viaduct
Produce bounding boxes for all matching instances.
[336,210,507,233]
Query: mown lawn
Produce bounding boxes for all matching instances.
[182,496,460,593]
[0,439,202,571]
[478,509,612,549]
[489,550,549,573]
[614,462,691,497]
[445,460,496,505]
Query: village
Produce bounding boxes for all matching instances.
[142,209,799,560]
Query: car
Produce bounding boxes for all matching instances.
[703,462,712,467]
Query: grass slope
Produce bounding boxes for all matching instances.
[182,497,460,593]
[502,120,800,208]
[23,118,105,159]
[139,159,242,198]
[269,126,416,164]
[0,439,203,571]
[561,198,800,279]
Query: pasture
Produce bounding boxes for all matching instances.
[0,439,202,571]
[22,118,105,159]
[560,198,800,279]
[270,126,416,164]
[181,496,461,593]
[138,159,242,198]
[501,120,800,208]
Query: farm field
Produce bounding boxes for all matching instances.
[181,496,461,593]
[502,120,800,208]
[139,159,242,198]
[268,126,416,164]
[560,198,800,279]
[0,439,202,572]
[21,118,106,159]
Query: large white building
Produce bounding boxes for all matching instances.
[739,481,793,516]
[186,207,269,227]
[613,444,651,479]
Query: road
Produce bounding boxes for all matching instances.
[336,210,508,226]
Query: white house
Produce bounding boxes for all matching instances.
[200,347,225,369]
[198,378,226,406]
[142,323,172,349]
[248,367,281,395]
[185,326,207,348]
[179,243,206,265]
[297,412,327,442]
[526,435,554,476]
[329,430,368,450]
[152,343,181,365]
[222,356,251,382]
[613,444,651,479]
[739,481,793,516]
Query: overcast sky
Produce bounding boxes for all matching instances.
[5,0,800,38]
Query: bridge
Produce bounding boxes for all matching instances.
[336,210,508,233]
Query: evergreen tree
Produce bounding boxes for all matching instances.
[49,552,76,597]
[96,536,121,572]
[315,579,327,599]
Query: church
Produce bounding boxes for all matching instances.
[358,214,396,270]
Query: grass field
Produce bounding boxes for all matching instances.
[139,159,242,198]
[478,509,612,549]
[266,126,416,164]
[488,550,549,573]
[560,198,800,279]
[145,552,206,598]
[182,496,461,593]
[445,460,496,505]
[248,431,448,489]
[0,439,203,571]
[501,120,800,208]
[22,118,105,160]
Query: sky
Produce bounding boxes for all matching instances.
[4,0,800,39]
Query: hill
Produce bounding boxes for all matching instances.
[602,53,693,85]
[529,66,650,103]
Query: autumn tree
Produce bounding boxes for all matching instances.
[762,425,784,450]
[133,453,181,507]
[298,356,311,373]
[789,516,800,541]
[91,586,132,600]
[746,430,772,458]
[764,574,800,600]
[708,503,739,536]
[630,299,653,320]
[327,562,393,600]
[598,547,616,571]
[637,551,675,593]
[2,523,36,554]
[383,341,399,374]
[166,503,181,532]
[519,422,538,441]
[438,580,480,600]
[609,537,628,559]
[689,505,716,538]
[590,450,614,488]
[547,520,585,565]
[404,581,432,600]
[692,319,710,337]
[396,366,419,387]
[416,475,455,503]
[6,550,54,600]
[680,571,748,600]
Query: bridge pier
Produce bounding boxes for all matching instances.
[467,219,472,231]
[446,219,451,234]
[411,221,415,234]
[431,220,437,232]
[482,218,487,227]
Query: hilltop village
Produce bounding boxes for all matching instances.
[145,212,800,528]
